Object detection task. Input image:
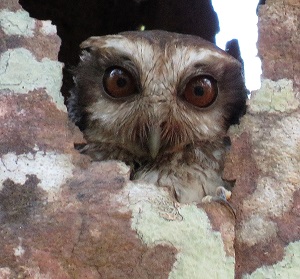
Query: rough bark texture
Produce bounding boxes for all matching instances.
[0,0,299,278]
[223,0,300,278]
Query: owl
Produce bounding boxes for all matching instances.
[68,30,247,203]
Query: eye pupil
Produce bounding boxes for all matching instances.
[182,75,218,108]
[116,77,127,88]
[103,66,137,98]
[194,86,204,96]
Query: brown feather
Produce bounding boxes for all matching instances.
[68,30,247,203]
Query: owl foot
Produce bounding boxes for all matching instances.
[202,186,236,218]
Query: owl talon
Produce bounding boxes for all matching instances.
[216,186,232,201]
[202,187,236,218]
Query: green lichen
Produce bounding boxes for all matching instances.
[243,241,300,279]
[125,184,234,279]
[0,48,65,111]
[250,79,299,113]
[0,151,74,201]
[0,9,35,37]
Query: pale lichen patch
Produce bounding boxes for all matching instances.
[253,115,300,178]
[250,79,299,113]
[231,109,300,246]
[0,9,35,37]
[0,48,65,111]
[243,241,300,279]
[114,182,235,279]
[13,238,25,257]
[0,151,74,201]
[239,216,278,247]
[243,113,299,213]
[243,176,295,218]
[0,267,12,278]
[40,20,57,36]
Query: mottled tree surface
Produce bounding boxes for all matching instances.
[0,0,300,278]
[224,1,300,278]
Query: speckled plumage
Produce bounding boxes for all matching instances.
[68,30,247,203]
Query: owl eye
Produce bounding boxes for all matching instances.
[182,75,218,108]
[103,66,137,98]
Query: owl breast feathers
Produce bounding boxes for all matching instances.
[68,30,247,203]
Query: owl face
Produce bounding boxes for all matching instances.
[69,31,247,161]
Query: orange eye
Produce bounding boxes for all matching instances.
[182,75,218,108]
[103,67,137,98]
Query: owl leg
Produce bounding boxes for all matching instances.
[202,186,236,218]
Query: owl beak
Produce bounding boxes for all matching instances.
[148,125,161,159]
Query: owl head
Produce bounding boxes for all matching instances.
[68,30,247,160]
